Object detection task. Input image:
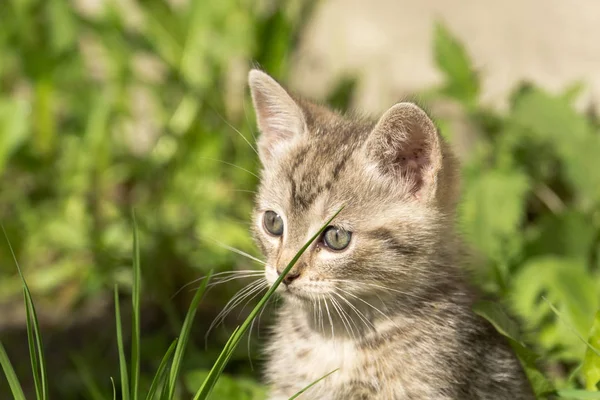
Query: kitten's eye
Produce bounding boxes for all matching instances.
[263,211,284,236]
[323,226,352,251]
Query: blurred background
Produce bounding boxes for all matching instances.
[1,0,599,398]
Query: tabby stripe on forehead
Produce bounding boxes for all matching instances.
[367,228,418,255]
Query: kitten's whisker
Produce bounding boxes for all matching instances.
[330,296,355,340]
[330,279,431,303]
[208,273,264,287]
[324,298,335,340]
[237,280,268,317]
[333,291,376,333]
[336,288,398,328]
[205,279,265,342]
[200,238,266,265]
[171,270,261,299]
[318,297,324,334]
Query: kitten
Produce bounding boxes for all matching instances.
[248,69,534,400]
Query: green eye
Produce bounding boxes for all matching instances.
[263,211,284,236]
[323,226,352,250]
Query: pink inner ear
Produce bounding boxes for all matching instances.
[392,141,432,195]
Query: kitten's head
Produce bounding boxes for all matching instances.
[248,69,460,305]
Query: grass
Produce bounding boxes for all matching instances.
[0,209,342,399]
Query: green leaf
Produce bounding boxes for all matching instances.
[511,257,600,360]
[582,311,600,390]
[556,389,600,399]
[460,168,529,264]
[433,22,479,106]
[473,300,522,341]
[0,341,26,400]
[510,87,600,205]
[525,211,596,259]
[0,98,30,174]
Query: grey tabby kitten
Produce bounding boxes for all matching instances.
[247,69,534,400]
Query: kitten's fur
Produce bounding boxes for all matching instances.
[248,69,534,400]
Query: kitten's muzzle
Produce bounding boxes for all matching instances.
[276,261,306,286]
[276,268,301,286]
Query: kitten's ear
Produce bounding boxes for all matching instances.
[248,69,306,164]
[365,102,459,208]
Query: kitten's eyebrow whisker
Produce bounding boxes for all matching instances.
[208,104,259,156]
[197,157,260,179]
[242,97,259,143]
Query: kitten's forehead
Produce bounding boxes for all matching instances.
[280,120,371,211]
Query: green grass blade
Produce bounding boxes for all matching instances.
[145,338,178,400]
[193,326,242,400]
[288,369,338,400]
[193,207,344,400]
[24,292,42,400]
[160,367,172,400]
[0,341,26,400]
[131,211,141,400]
[166,270,213,399]
[111,377,117,400]
[2,224,48,400]
[115,285,130,400]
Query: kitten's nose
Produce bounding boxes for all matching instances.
[277,269,301,286]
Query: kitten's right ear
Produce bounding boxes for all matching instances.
[248,69,306,164]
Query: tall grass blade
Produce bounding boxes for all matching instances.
[2,224,48,399]
[24,292,42,399]
[0,341,26,400]
[289,369,338,400]
[144,338,178,400]
[193,207,344,400]
[115,285,130,400]
[131,211,141,400]
[166,271,213,399]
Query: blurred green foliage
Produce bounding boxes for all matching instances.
[430,22,600,395]
[1,0,599,398]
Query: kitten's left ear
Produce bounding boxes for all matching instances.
[248,69,306,164]
[365,102,459,208]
